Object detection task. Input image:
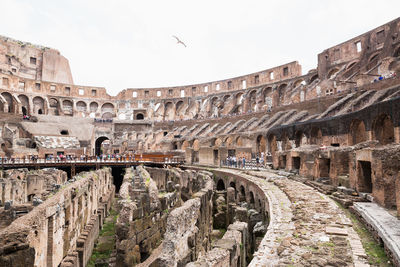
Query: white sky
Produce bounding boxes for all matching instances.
[0,0,399,95]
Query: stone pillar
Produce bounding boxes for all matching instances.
[396,172,400,216]
[28,97,34,115]
[394,127,400,144]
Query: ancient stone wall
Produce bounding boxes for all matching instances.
[0,168,67,207]
[0,167,114,267]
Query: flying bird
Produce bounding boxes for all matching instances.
[172,35,187,47]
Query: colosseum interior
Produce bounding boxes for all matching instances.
[0,16,400,267]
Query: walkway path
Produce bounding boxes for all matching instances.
[218,168,370,266]
[354,202,400,266]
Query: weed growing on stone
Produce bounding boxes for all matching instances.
[87,203,118,267]
[334,201,392,266]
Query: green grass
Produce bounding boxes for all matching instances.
[335,201,392,266]
[87,207,118,267]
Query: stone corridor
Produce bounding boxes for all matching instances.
[215,168,370,266]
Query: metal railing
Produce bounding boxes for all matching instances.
[0,156,185,166]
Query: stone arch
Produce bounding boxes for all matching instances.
[256,135,266,154]
[346,61,358,70]
[234,92,244,114]
[175,101,184,117]
[349,119,367,145]
[293,79,305,88]
[32,96,45,115]
[372,114,394,145]
[229,181,236,190]
[236,136,243,147]
[181,140,190,151]
[102,112,113,119]
[90,102,99,112]
[1,92,14,113]
[249,191,255,205]
[239,185,246,202]
[63,100,73,116]
[367,52,380,70]
[310,127,322,145]
[223,94,230,102]
[309,74,318,84]
[278,84,287,105]
[225,136,234,147]
[49,98,60,116]
[248,90,257,111]
[164,102,175,120]
[193,139,200,151]
[95,136,109,156]
[76,101,87,112]
[101,103,114,113]
[136,113,144,120]
[327,67,340,79]
[215,137,223,147]
[18,94,29,115]
[216,179,225,191]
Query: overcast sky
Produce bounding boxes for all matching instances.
[1,0,399,95]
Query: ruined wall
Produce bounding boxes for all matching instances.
[186,221,248,267]
[0,168,67,207]
[115,166,180,266]
[0,167,114,267]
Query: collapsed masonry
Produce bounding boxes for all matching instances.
[114,166,268,267]
[0,168,114,267]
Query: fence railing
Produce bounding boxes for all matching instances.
[0,156,185,166]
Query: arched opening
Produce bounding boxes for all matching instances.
[236,136,243,147]
[136,113,144,120]
[372,114,394,145]
[295,131,307,147]
[21,106,27,116]
[76,101,87,112]
[101,103,114,118]
[249,191,255,205]
[38,109,43,114]
[349,119,367,145]
[216,179,225,191]
[346,61,358,70]
[248,90,257,111]
[239,185,246,202]
[90,102,99,112]
[256,135,266,154]
[18,95,29,116]
[327,68,339,79]
[181,140,190,151]
[172,141,178,150]
[309,74,318,84]
[62,100,73,116]
[367,53,380,70]
[310,127,322,145]
[49,98,59,116]
[175,101,184,117]
[60,130,69,135]
[278,84,287,105]
[95,136,109,156]
[1,92,14,113]
[229,181,236,190]
[164,102,175,120]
